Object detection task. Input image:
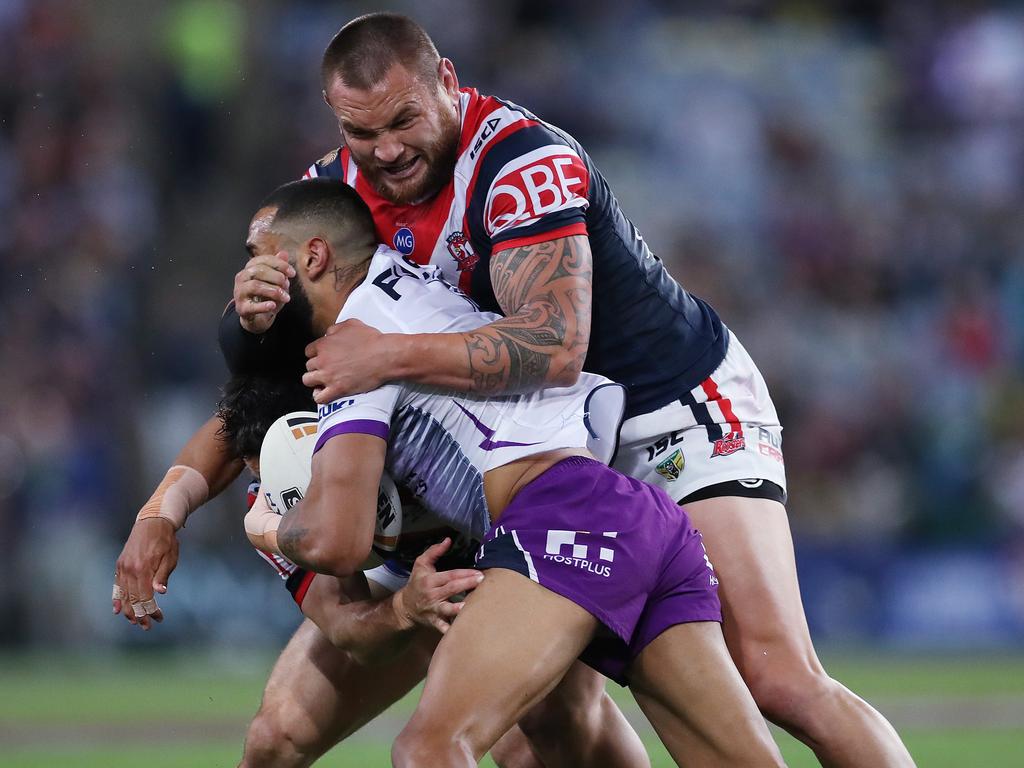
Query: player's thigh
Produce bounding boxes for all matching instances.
[631,621,765,739]
[684,495,822,681]
[407,568,598,756]
[258,618,432,748]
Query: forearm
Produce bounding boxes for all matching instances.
[388,309,584,396]
[307,581,418,665]
[171,415,244,499]
[389,235,592,395]
[134,415,238,530]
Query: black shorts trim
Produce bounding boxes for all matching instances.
[680,479,786,506]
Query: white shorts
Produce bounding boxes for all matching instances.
[611,332,787,504]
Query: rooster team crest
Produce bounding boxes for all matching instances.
[447,231,478,273]
[655,449,684,482]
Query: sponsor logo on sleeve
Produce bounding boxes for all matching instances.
[318,399,356,420]
[484,148,589,236]
[757,426,784,463]
[469,116,503,161]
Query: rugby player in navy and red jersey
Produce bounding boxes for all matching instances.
[117,12,912,767]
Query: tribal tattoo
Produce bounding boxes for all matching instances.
[465,235,592,394]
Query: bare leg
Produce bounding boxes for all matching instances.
[239,618,432,768]
[687,496,914,767]
[391,568,599,768]
[491,724,544,768]
[517,661,650,768]
[630,622,784,766]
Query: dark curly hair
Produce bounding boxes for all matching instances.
[217,375,316,460]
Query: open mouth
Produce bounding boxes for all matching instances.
[381,156,421,180]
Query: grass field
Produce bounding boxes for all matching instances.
[2,650,1023,766]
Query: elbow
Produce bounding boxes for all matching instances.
[279,521,371,578]
[550,346,587,388]
[312,536,373,578]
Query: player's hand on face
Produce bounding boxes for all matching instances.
[393,537,484,634]
[112,518,179,631]
[303,319,388,403]
[233,250,295,334]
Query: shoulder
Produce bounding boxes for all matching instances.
[303,146,347,181]
[458,91,584,180]
[457,94,591,243]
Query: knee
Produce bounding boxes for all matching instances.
[743,659,841,731]
[393,718,473,768]
[518,686,602,747]
[240,707,313,768]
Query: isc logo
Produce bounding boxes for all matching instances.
[485,150,588,234]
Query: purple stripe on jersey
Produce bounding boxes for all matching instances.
[453,402,541,451]
[314,420,390,454]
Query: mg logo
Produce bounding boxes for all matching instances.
[544,530,616,562]
[392,227,415,255]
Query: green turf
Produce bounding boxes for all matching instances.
[2,650,1023,766]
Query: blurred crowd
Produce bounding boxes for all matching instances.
[2,0,1022,647]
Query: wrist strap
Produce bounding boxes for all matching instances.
[136,465,209,530]
[244,492,282,554]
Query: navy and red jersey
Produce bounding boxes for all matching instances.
[305,88,727,419]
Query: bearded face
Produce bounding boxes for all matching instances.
[325,63,462,205]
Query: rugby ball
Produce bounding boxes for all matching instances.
[258,411,403,569]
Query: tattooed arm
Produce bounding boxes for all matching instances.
[465,234,592,393]
[277,433,384,576]
[303,235,593,400]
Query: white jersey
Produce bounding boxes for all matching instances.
[316,247,618,541]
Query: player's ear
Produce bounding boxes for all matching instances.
[438,58,459,102]
[304,237,331,279]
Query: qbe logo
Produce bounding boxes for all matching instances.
[485,149,589,235]
[392,227,415,255]
[542,529,615,578]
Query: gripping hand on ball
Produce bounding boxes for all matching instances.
[392,538,484,634]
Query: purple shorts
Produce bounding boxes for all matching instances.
[475,456,721,685]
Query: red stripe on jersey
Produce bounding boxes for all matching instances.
[256,548,290,578]
[701,377,743,436]
[339,147,351,184]
[293,571,316,607]
[492,222,588,254]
